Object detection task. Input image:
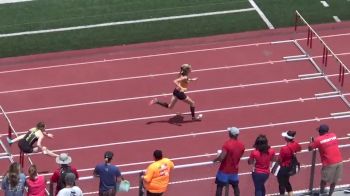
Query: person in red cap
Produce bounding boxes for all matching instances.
[149,64,202,121]
[308,124,343,196]
[276,130,301,196]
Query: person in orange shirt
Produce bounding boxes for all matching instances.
[149,64,202,121]
[141,150,174,196]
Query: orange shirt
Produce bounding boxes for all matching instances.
[143,158,174,193]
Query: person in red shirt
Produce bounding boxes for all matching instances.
[213,127,245,196]
[277,130,301,196]
[26,164,46,196]
[49,153,79,195]
[308,124,343,196]
[248,135,275,196]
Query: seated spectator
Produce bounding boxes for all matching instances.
[50,153,79,195]
[57,173,83,196]
[1,162,26,196]
[26,164,46,196]
[248,135,275,196]
[93,151,123,196]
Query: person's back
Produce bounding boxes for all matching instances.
[57,173,82,196]
[26,164,46,196]
[1,163,26,196]
[26,175,45,196]
[313,132,342,166]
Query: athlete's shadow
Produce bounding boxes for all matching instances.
[146,114,194,126]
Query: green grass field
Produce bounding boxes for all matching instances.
[0,0,349,57]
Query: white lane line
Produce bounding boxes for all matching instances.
[0,8,255,38]
[333,16,341,23]
[1,94,338,137]
[320,1,330,7]
[1,77,322,115]
[0,32,349,74]
[8,115,336,157]
[1,51,350,95]
[248,0,274,29]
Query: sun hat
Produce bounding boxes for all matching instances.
[317,124,329,133]
[228,127,239,135]
[56,153,72,165]
[281,130,296,140]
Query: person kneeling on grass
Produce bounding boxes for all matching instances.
[7,122,58,157]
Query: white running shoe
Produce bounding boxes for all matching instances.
[149,98,158,106]
[192,114,203,121]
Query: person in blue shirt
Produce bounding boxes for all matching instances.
[94,151,123,196]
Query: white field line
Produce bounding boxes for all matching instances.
[333,16,341,23]
[0,0,32,4]
[1,51,350,96]
[0,8,255,38]
[0,32,349,75]
[320,1,330,7]
[248,0,274,29]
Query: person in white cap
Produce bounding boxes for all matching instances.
[50,153,79,195]
[277,130,301,196]
[213,127,245,196]
[149,64,203,121]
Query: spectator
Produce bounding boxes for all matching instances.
[308,124,343,196]
[248,135,275,196]
[1,162,26,196]
[50,153,79,196]
[93,151,123,196]
[277,130,301,196]
[26,164,46,196]
[57,173,83,196]
[141,150,174,196]
[213,127,245,196]
[7,122,58,157]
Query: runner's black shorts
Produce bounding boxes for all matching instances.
[18,139,34,153]
[173,88,187,100]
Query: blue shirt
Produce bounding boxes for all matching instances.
[94,163,121,191]
[1,173,26,196]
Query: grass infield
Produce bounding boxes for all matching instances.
[0,0,349,57]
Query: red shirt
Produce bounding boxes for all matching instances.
[219,139,245,174]
[26,175,46,196]
[309,132,342,166]
[249,148,275,174]
[278,141,302,167]
[50,166,79,195]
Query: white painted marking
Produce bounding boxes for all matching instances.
[248,0,274,29]
[320,1,330,7]
[0,8,255,38]
[333,16,341,22]
[0,0,32,4]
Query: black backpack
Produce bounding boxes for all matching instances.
[58,166,74,189]
[287,146,300,176]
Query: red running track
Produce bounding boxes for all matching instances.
[1,21,350,195]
